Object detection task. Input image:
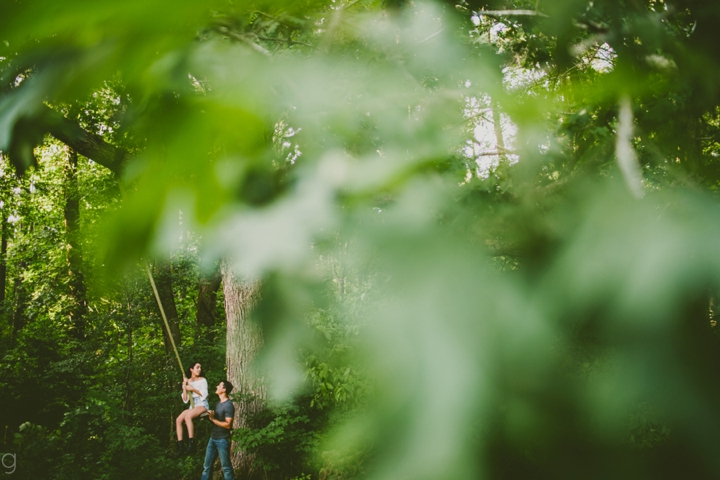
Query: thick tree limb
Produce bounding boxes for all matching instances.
[41,104,128,174]
[474,149,516,156]
[215,26,272,57]
[480,10,548,18]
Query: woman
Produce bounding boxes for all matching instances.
[175,362,209,456]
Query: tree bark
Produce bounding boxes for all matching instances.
[10,259,28,338]
[152,258,182,356]
[43,105,127,174]
[0,192,7,306]
[196,261,222,333]
[64,147,88,339]
[123,288,134,418]
[222,262,264,477]
[491,99,508,164]
[0,155,11,307]
[10,222,30,339]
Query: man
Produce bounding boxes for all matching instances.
[201,380,236,480]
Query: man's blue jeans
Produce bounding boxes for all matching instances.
[200,437,235,480]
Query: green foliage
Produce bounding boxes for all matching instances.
[6,0,720,479]
[12,423,58,478]
[304,308,369,411]
[234,396,323,479]
[628,402,671,450]
[318,446,369,480]
[0,136,224,478]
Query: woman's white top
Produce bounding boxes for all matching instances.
[182,377,208,404]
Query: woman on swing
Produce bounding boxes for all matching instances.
[175,362,208,456]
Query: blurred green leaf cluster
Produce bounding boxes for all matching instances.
[5,0,720,478]
[235,398,322,478]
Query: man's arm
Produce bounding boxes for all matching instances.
[208,411,233,429]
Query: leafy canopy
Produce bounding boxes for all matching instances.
[5,0,720,478]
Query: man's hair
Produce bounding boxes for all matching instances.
[221,380,234,395]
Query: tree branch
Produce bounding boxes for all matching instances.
[215,26,272,57]
[479,10,548,18]
[475,149,516,157]
[256,36,314,48]
[41,104,128,174]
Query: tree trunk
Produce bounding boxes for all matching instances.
[152,258,182,356]
[64,147,87,339]
[196,261,222,335]
[491,99,508,163]
[0,212,7,306]
[10,215,30,339]
[123,289,134,418]
[10,259,28,338]
[0,155,11,310]
[222,261,264,477]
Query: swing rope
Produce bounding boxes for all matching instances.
[118,184,195,409]
[144,262,195,409]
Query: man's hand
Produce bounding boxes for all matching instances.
[208,411,215,420]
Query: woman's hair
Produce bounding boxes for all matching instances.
[186,362,202,378]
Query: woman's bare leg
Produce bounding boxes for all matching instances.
[176,411,188,441]
[183,406,208,438]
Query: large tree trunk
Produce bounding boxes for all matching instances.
[64,147,87,339]
[152,258,182,356]
[222,262,264,477]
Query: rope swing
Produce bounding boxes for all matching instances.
[144,262,195,409]
[117,184,195,408]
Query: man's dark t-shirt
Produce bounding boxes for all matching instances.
[211,400,235,439]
